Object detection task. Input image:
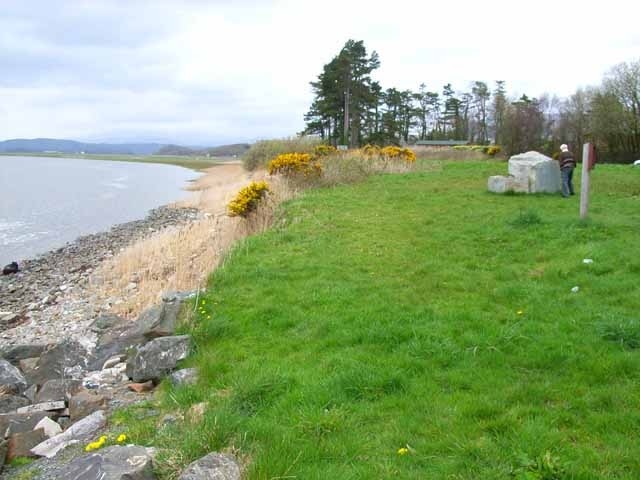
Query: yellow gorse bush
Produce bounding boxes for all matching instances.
[314,144,337,156]
[268,153,322,177]
[361,144,381,156]
[380,146,416,163]
[227,181,270,217]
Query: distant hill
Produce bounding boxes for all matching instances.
[0,138,251,157]
[0,138,163,155]
[155,143,250,157]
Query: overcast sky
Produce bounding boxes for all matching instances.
[1,0,639,146]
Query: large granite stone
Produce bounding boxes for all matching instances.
[488,151,561,194]
[31,410,106,458]
[507,151,561,193]
[178,452,240,480]
[69,391,108,421]
[28,340,89,386]
[0,344,49,366]
[36,379,82,403]
[0,411,50,438]
[6,427,46,461]
[0,394,31,414]
[0,359,28,395]
[126,336,191,383]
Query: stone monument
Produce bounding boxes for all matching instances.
[488,151,561,194]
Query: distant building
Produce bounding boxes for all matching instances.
[415,140,469,147]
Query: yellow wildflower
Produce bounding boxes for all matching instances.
[517,310,524,315]
[397,447,409,456]
[117,434,127,443]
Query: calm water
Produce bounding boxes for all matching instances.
[0,156,196,264]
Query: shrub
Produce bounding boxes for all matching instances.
[361,144,381,156]
[314,144,337,156]
[380,146,416,163]
[227,181,270,217]
[242,137,320,171]
[268,153,322,178]
[483,145,502,156]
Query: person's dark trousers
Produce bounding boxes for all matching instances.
[561,167,575,197]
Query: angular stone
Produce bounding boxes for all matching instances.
[28,340,89,386]
[488,175,517,193]
[0,411,50,438]
[102,355,125,370]
[51,445,156,479]
[69,391,108,421]
[131,299,182,340]
[24,384,38,403]
[0,439,7,473]
[18,357,39,382]
[31,410,106,458]
[34,416,62,438]
[507,151,561,193]
[16,401,65,414]
[0,394,30,414]
[0,344,48,365]
[7,427,46,461]
[88,333,144,372]
[128,381,154,394]
[178,452,241,480]
[36,379,82,403]
[169,368,198,387]
[0,359,28,394]
[126,336,191,383]
[90,313,127,332]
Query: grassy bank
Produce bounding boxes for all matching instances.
[0,152,233,171]
[116,161,640,479]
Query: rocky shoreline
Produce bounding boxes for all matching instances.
[0,206,201,347]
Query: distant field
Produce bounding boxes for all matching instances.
[0,152,237,171]
[115,161,640,478]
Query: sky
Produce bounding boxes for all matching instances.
[1,0,639,146]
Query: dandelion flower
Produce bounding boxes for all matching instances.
[397,447,409,456]
[117,434,127,443]
[517,310,524,315]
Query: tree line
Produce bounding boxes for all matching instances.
[304,39,640,162]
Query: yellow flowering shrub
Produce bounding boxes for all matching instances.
[227,181,270,217]
[361,144,381,156]
[314,144,337,156]
[483,145,501,156]
[380,146,416,163]
[267,153,322,177]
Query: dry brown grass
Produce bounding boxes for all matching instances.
[412,146,492,161]
[90,164,291,318]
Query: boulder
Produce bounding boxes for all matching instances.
[126,336,191,383]
[0,411,50,438]
[507,151,561,193]
[0,344,49,366]
[488,151,561,194]
[178,452,241,480]
[0,395,31,414]
[48,445,156,480]
[487,175,516,193]
[36,379,82,403]
[90,313,127,332]
[28,340,89,386]
[34,416,62,438]
[6,427,46,461]
[24,384,38,403]
[169,368,199,387]
[131,298,183,340]
[633,159,640,166]
[0,359,28,394]
[69,391,108,421]
[31,410,106,458]
[2,262,19,275]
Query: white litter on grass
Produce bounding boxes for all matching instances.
[571,286,580,293]
[583,258,594,264]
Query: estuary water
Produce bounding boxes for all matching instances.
[0,156,196,265]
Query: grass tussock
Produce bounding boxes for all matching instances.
[242,137,321,171]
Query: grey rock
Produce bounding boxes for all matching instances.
[162,290,196,303]
[508,151,561,193]
[126,336,191,383]
[24,384,38,403]
[0,411,50,438]
[0,344,48,365]
[31,410,106,458]
[36,379,82,403]
[0,439,6,473]
[487,175,516,193]
[0,394,31,414]
[28,340,89,386]
[90,313,127,332]
[131,300,182,340]
[169,368,199,387]
[178,452,240,480]
[0,359,28,394]
[102,356,125,370]
[49,445,156,480]
[16,401,66,414]
[34,416,62,438]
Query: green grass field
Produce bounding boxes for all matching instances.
[115,161,640,479]
[0,152,232,170]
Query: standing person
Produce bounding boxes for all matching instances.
[558,144,576,198]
